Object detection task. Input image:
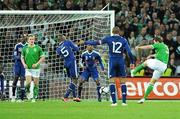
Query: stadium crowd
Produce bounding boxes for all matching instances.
[0,0,180,76]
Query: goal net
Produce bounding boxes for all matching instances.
[0,11,114,100]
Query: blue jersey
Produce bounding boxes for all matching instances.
[56,40,79,63]
[13,42,25,77]
[13,43,24,63]
[85,35,134,64]
[84,35,134,78]
[81,50,104,71]
[80,50,104,81]
[56,40,79,78]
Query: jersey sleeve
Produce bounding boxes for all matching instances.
[124,40,134,64]
[100,36,109,44]
[151,43,158,49]
[69,40,79,52]
[84,37,108,46]
[38,46,45,57]
[13,45,20,60]
[96,53,104,71]
[80,53,86,67]
[21,47,25,58]
[84,40,100,45]
[56,47,61,56]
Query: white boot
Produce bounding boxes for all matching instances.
[138,98,145,104]
[111,103,118,106]
[11,96,16,102]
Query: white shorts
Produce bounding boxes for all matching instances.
[146,59,167,80]
[25,69,41,78]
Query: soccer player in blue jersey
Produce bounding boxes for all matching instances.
[11,38,26,102]
[78,45,105,102]
[56,34,80,102]
[81,26,135,106]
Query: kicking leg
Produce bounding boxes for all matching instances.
[131,62,147,77]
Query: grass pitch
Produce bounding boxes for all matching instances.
[0,100,180,119]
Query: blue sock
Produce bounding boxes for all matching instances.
[97,84,101,100]
[109,84,116,104]
[20,88,25,100]
[72,83,77,98]
[64,82,76,98]
[121,83,127,104]
[0,74,4,94]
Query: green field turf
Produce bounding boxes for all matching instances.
[0,100,180,119]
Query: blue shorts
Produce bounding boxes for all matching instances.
[14,62,25,77]
[65,60,78,78]
[108,57,126,78]
[80,68,99,81]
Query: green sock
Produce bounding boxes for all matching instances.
[33,85,39,99]
[133,63,145,74]
[144,84,154,99]
[26,84,30,93]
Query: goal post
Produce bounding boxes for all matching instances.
[0,10,115,100]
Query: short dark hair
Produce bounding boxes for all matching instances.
[154,36,163,42]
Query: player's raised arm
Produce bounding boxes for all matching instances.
[135,45,153,51]
[69,40,79,52]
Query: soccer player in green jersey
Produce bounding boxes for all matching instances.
[21,34,45,102]
[131,36,169,104]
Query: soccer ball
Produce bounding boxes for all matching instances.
[100,86,109,94]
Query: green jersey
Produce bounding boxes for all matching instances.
[22,44,44,69]
[151,42,169,64]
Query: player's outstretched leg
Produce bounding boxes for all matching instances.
[131,63,145,77]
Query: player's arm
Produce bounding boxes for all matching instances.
[33,47,45,68]
[69,40,79,52]
[79,53,85,68]
[84,40,100,46]
[82,37,108,46]
[13,45,20,60]
[97,54,105,71]
[124,41,135,66]
[21,48,27,68]
[135,45,153,50]
[147,54,155,59]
